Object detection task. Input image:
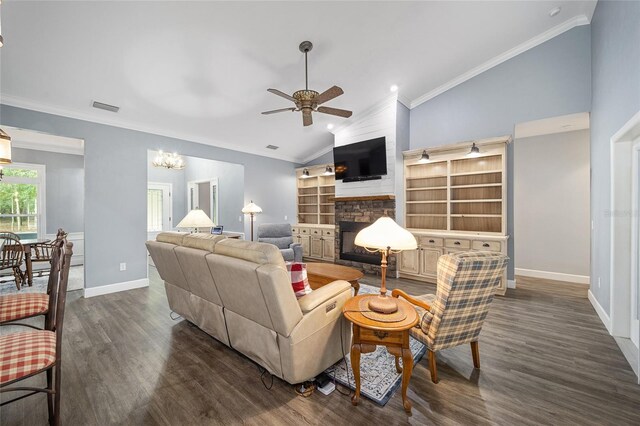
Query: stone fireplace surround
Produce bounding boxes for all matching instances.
[334,195,396,275]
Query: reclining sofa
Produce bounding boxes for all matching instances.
[146,232,352,384]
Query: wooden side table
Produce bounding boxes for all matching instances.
[343,295,419,413]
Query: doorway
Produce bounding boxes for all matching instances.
[188,179,219,225]
[147,182,172,241]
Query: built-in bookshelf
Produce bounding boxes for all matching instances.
[296,164,335,226]
[403,138,508,235]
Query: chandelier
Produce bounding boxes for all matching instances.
[152,151,185,170]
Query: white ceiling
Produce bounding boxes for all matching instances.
[0,1,596,163]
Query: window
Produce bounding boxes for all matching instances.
[0,164,46,239]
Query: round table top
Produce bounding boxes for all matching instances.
[19,238,50,245]
[343,294,419,332]
[306,262,364,282]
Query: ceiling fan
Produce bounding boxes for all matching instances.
[262,41,353,127]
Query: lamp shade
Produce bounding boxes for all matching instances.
[355,216,417,251]
[242,201,262,214]
[0,129,12,164]
[177,209,215,228]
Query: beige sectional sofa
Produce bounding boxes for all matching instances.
[146,232,352,384]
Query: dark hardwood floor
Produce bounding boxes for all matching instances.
[2,269,639,425]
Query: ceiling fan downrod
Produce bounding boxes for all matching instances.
[299,41,313,91]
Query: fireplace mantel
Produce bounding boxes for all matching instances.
[333,195,395,202]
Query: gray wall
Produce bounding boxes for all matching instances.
[409,26,592,280]
[590,1,640,314]
[147,150,186,227]
[12,147,84,234]
[184,156,244,233]
[0,104,297,289]
[514,129,590,277]
[304,150,333,167]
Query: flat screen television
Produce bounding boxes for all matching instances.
[333,137,387,182]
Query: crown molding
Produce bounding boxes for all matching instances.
[1,94,305,163]
[300,143,334,165]
[410,14,591,109]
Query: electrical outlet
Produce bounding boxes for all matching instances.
[598,277,601,288]
[238,215,242,222]
[284,215,288,221]
[591,220,594,231]
[120,262,127,271]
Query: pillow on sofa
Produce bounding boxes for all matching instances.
[286,262,312,299]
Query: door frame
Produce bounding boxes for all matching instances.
[147,182,172,240]
[187,178,219,224]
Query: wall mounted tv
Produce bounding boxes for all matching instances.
[333,137,387,182]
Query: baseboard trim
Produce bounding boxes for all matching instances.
[507,279,517,289]
[83,278,149,298]
[588,289,612,333]
[515,268,590,285]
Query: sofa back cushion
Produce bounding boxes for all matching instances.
[146,241,190,293]
[259,236,293,250]
[156,231,189,246]
[207,239,302,337]
[182,233,226,252]
[257,223,292,239]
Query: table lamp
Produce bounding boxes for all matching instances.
[177,209,215,233]
[242,200,262,241]
[355,216,417,314]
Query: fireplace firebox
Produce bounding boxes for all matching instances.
[339,221,381,265]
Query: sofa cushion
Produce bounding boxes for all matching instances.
[182,233,226,252]
[156,231,189,246]
[214,239,285,268]
[286,262,312,299]
[259,236,293,250]
[257,223,292,238]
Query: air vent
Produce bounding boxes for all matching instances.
[92,101,120,113]
[266,145,279,150]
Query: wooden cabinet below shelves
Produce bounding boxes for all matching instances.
[398,231,508,295]
[292,224,335,262]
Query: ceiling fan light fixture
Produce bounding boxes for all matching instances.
[467,142,481,158]
[417,150,430,164]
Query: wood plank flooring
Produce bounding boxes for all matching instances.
[2,270,639,425]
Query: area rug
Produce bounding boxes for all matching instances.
[324,283,426,406]
[0,266,84,295]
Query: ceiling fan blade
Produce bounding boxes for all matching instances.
[302,111,313,127]
[317,106,352,118]
[261,107,296,115]
[314,86,344,105]
[267,88,297,103]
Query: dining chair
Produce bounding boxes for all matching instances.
[0,229,67,327]
[31,229,68,278]
[392,251,508,383]
[0,238,73,426]
[0,232,25,290]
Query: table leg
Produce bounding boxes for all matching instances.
[352,280,360,296]
[25,246,33,286]
[350,343,361,406]
[395,355,402,374]
[401,346,413,413]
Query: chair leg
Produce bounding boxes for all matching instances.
[471,341,480,369]
[13,268,21,290]
[53,364,61,426]
[47,368,54,423]
[427,350,439,383]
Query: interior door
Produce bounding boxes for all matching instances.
[631,142,640,348]
[147,183,172,241]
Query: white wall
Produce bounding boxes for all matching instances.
[334,95,397,198]
[514,129,590,282]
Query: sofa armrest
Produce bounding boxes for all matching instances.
[298,280,352,314]
[289,243,303,262]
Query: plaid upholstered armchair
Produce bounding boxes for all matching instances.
[392,251,508,383]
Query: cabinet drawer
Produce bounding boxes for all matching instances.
[311,228,322,236]
[472,240,501,252]
[419,237,443,247]
[323,229,334,237]
[445,238,471,249]
[359,328,404,345]
[300,228,309,235]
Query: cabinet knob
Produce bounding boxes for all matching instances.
[454,241,461,245]
[482,243,490,247]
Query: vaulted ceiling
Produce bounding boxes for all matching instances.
[0,1,596,163]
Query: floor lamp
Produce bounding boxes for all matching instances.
[355,216,418,314]
[242,200,262,241]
